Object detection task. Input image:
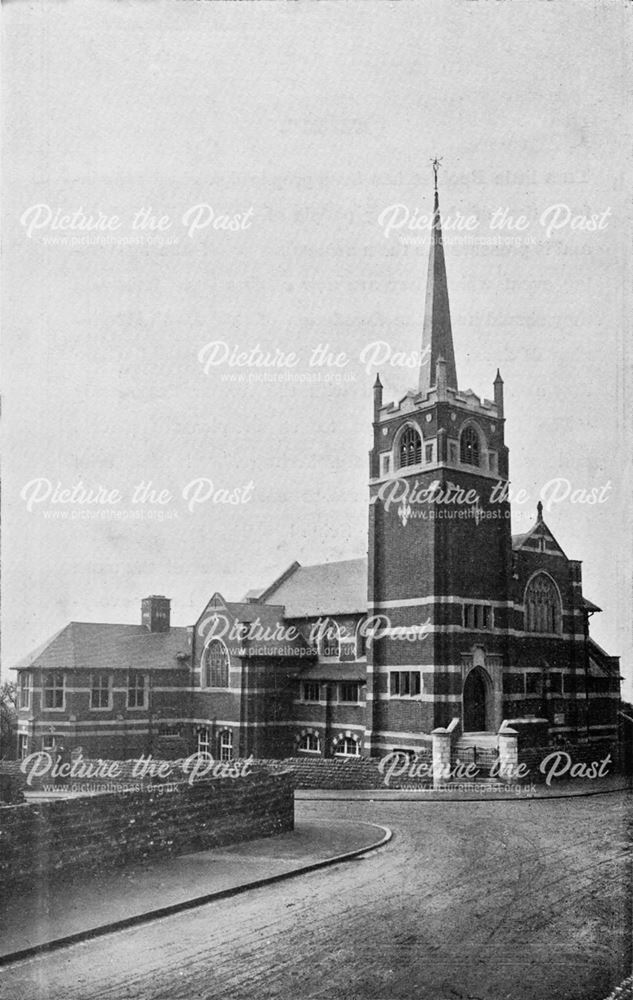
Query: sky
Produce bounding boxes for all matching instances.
[3,0,632,698]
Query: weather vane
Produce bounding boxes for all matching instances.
[431,156,443,190]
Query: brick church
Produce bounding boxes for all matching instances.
[14,172,621,762]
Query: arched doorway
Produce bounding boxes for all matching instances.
[463,667,492,732]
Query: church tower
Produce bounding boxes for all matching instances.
[366,162,512,756]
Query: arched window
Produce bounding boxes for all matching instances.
[524,574,561,634]
[298,732,320,753]
[203,639,229,688]
[197,727,210,754]
[335,734,360,757]
[397,426,422,468]
[355,619,367,660]
[460,426,480,466]
[320,619,340,659]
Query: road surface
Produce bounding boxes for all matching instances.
[3,792,631,1000]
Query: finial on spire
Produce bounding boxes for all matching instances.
[431,156,443,191]
[537,500,543,523]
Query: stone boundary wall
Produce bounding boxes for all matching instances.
[0,769,294,890]
[517,739,617,778]
[258,754,435,789]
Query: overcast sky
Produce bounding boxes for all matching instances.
[3,0,631,698]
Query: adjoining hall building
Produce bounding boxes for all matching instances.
[13,174,621,762]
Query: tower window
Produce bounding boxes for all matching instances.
[203,639,229,688]
[425,444,434,463]
[390,671,422,697]
[398,426,422,468]
[460,426,480,467]
[524,574,561,634]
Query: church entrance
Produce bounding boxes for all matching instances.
[463,667,491,732]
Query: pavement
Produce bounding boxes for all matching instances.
[296,772,632,801]
[0,818,391,966]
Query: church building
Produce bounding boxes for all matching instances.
[14,171,621,763]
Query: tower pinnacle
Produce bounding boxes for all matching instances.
[418,159,458,395]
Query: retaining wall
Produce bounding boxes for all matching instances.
[0,769,294,890]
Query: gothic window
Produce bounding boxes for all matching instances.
[320,620,340,659]
[398,426,422,468]
[524,574,561,634]
[460,426,480,466]
[203,639,229,688]
[355,619,367,659]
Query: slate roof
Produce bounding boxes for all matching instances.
[13,622,191,672]
[296,662,367,681]
[258,558,368,618]
[195,595,315,658]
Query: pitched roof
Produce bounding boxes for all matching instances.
[14,622,191,672]
[511,519,567,557]
[195,594,314,658]
[258,558,368,618]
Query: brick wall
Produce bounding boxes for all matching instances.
[0,769,294,890]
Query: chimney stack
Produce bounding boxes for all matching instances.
[141,595,171,633]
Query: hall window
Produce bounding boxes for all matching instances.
[219,729,233,761]
[390,671,422,697]
[339,682,360,703]
[91,673,111,710]
[203,639,229,688]
[19,672,32,710]
[302,681,321,702]
[19,734,29,759]
[127,672,147,709]
[524,574,561,634]
[460,426,480,466]
[425,444,434,463]
[43,671,65,710]
[398,426,422,468]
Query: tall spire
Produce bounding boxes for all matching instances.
[418,158,458,394]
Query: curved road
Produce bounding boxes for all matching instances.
[3,793,631,1000]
